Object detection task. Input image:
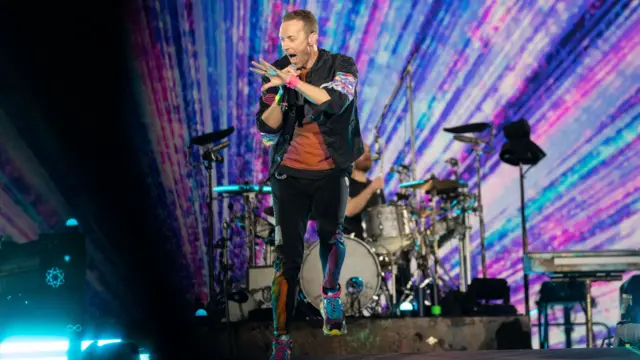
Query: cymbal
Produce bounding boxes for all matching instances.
[443,122,491,134]
[399,177,465,193]
[453,135,488,145]
[213,184,272,194]
[190,127,235,146]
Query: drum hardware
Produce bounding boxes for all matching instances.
[212,183,274,270]
[399,175,466,195]
[428,187,440,313]
[234,213,274,240]
[362,204,413,255]
[447,160,472,291]
[346,276,365,316]
[446,123,494,279]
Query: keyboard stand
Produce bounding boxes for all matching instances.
[549,273,623,348]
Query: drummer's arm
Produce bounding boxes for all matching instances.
[345,186,376,217]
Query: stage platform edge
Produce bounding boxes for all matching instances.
[214,315,532,358]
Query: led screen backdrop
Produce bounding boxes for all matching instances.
[129,0,640,347]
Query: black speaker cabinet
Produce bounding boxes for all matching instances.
[0,232,86,338]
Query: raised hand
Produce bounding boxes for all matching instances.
[250,59,299,91]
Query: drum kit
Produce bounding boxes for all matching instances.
[199,121,495,322]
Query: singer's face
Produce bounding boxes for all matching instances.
[280,20,313,68]
[354,144,372,171]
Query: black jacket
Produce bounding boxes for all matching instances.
[256,49,364,177]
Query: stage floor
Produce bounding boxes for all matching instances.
[295,348,640,359]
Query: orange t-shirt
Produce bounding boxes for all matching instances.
[280,70,335,171]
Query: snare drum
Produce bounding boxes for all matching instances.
[300,235,381,317]
[362,204,413,254]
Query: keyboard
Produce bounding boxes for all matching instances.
[524,250,640,276]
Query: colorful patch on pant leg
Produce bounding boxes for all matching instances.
[321,230,346,289]
[271,255,288,336]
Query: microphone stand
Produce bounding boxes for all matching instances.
[372,50,419,181]
[406,61,416,181]
[201,144,236,357]
[203,147,225,313]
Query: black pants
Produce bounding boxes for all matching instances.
[270,170,348,336]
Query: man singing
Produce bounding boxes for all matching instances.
[344,144,385,240]
[250,9,363,360]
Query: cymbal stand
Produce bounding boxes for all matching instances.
[389,256,399,316]
[448,159,472,291]
[473,145,488,278]
[458,190,473,292]
[428,189,440,315]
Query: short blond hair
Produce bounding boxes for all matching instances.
[282,10,318,35]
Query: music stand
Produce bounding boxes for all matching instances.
[499,118,546,320]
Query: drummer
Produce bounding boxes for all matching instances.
[344,144,385,240]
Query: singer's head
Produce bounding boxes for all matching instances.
[354,144,373,172]
[280,10,318,69]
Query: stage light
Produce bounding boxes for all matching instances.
[195,309,208,317]
[65,218,79,227]
[399,302,414,311]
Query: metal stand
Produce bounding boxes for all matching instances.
[429,190,440,313]
[242,193,257,267]
[204,148,225,311]
[458,206,472,292]
[519,163,532,319]
[449,159,472,291]
[473,147,488,278]
[372,51,418,180]
[217,220,236,357]
[406,63,416,181]
[390,257,398,315]
[585,279,594,348]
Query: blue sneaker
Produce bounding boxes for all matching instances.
[270,335,292,360]
[319,286,347,336]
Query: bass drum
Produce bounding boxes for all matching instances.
[299,235,381,317]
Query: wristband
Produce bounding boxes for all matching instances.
[286,76,301,89]
[274,86,284,104]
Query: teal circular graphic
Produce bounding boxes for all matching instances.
[46,267,65,288]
